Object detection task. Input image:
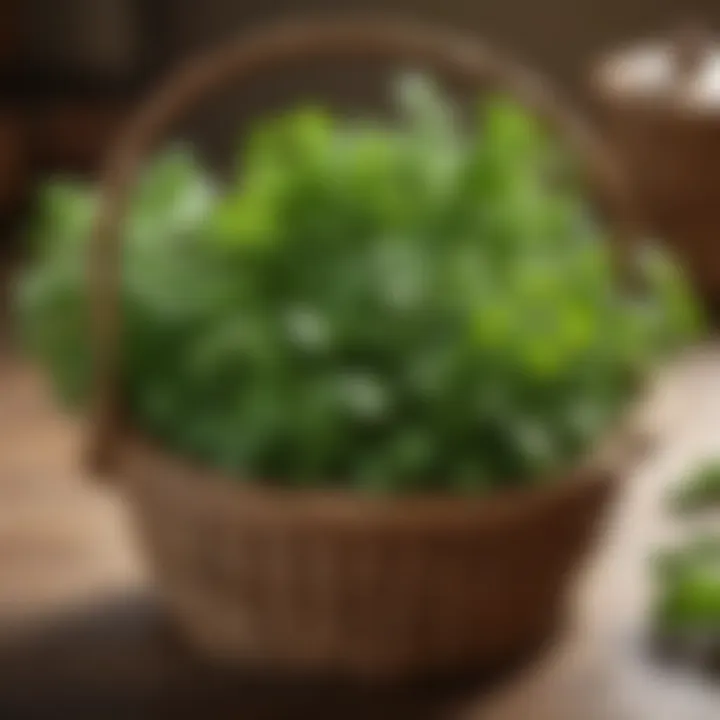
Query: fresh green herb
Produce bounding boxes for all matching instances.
[670,462,720,513]
[17,74,699,492]
[653,537,720,633]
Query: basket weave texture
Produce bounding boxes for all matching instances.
[122,437,617,678]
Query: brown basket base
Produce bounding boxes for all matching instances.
[169,598,564,684]
[119,435,617,680]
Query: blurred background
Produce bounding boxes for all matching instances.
[0,0,715,194]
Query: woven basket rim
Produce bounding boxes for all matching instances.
[118,428,630,530]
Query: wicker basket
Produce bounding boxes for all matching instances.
[87,19,639,680]
[591,25,720,311]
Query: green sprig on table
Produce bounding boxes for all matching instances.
[654,537,720,632]
[670,461,720,514]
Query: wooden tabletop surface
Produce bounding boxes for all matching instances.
[0,347,718,719]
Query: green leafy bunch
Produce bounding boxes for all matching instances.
[17,74,699,492]
[670,461,720,514]
[654,537,720,634]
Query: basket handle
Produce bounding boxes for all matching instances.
[88,17,640,473]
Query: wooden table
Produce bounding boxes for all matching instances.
[0,349,718,719]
